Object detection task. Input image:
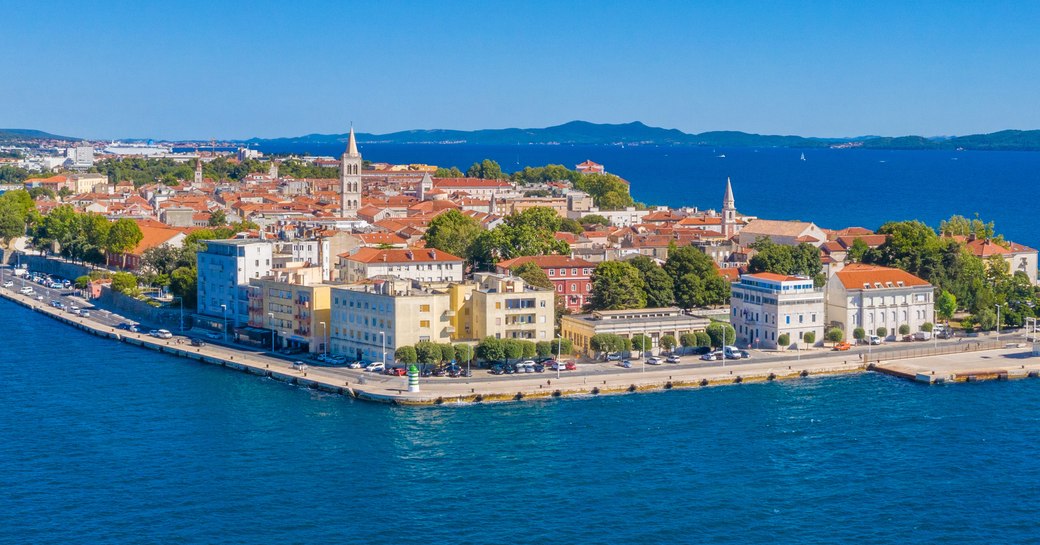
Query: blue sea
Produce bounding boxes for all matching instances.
[4,297,1040,544]
[257,142,1040,249]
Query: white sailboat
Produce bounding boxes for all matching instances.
[800,152,806,161]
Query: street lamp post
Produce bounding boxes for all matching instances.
[320,321,327,358]
[220,304,227,342]
[996,304,1001,342]
[380,331,386,366]
[557,335,562,380]
[268,312,275,352]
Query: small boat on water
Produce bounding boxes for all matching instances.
[717,154,726,158]
[800,152,806,161]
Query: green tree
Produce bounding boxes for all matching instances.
[589,261,646,310]
[438,343,456,364]
[415,341,440,364]
[510,261,554,290]
[519,340,537,359]
[208,209,228,227]
[660,334,677,351]
[826,327,844,343]
[472,207,569,266]
[454,343,473,364]
[664,245,716,281]
[169,266,198,307]
[679,333,698,349]
[803,331,816,346]
[876,326,888,338]
[559,218,585,234]
[466,159,504,179]
[74,275,91,289]
[630,334,652,355]
[551,338,573,356]
[574,173,634,209]
[935,291,957,323]
[778,333,791,348]
[898,324,910,336]
[629,255,674,308]
[395,345,418,364]
[476,336,505,362]
[422,209,482,264]
[705,322,728,348]
[846,238,869,263]
[853,327,866,343]
[695,331,711,347]
[140,243,182,277]
[581,214,611,228]
[701,274,732,307]
[921,322,934,333]
[106,218,143,268]
[590,333,626,355]
[974,308,997,331]
[503,339,523,362]
[111,272,138,296]
[535,341,553,357]
[434,166,464,178]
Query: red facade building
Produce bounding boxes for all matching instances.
[496,255,596,311]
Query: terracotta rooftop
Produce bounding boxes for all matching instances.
[341,247,464,264]
[834,263,931,290]
[496,255,597,270]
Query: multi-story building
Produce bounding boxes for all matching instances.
[495,255,595,311]
[450,273,556,341]
[826,263,934,340]
[247,276,331,354]
[961,236,1038,285]
[329,277,454,363]
[338,247,464,283]
[196,239,274,330]
[730,272,825,349]
[561,308,710,356]
[327,273,555,362]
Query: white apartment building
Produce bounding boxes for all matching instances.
[730,272,825,349]
[338,247,464,283]
[197,239,274,329]
[826,263,934,340]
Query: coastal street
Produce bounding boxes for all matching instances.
[4,283,1037,405]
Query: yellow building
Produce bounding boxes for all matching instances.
[449,273,555,342]
[248,276,332,354]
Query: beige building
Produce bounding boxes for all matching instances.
[738,219,829,248]
[731,272,825,349]
[561,308,710,356]
[247,274,332,354]
[962,237,1038,285]
[327,272,555,362]
[449,272,556,342]
[826,263,934,340]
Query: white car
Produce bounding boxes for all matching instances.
[646,357,663,365]
[19,286,33,294]
[153,329,173,339]
[2,281,12,288]
[365,362,386,373]
[347,361,363,369]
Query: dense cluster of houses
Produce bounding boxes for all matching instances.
[21,129,1040,360]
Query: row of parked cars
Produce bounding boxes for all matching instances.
[700,346,752,361]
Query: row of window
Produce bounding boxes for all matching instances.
[556,283,592,293]
[547,268,592,277]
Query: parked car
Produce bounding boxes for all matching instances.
[347,361,363,369]
[532,363,545,373]
[385,367,407,376]
[666,355,681,363]
[723,346,743,360]
[619,360,632,368]
[2,281,12,287]
[78,309,90,317]
[913,331,932,341]
[117,322,132,330]
[647,357,663,365]
[606,353,621,361]
[190,338,206,347]
[565,361,577,371]
[19,286,33,294]
[936,330,954,340]
[150,329,173,339]
[490,364,505,375]
[833,341,852,351]
[738,350,752,359]
[867,335,883,345]
[205,332,221,340]
[365,362,386,373]
[291,361,307,371]
[688,346,711,355]
[700,352,718,361]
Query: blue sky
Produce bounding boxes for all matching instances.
[4,1,1039,139]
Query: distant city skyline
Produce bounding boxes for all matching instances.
[5,1,1040,140]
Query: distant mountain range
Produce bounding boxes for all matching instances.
[0,128,79,142]
[8,121,1040,151]
[245,121,1040,151]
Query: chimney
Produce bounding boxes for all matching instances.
[429,249,436,259]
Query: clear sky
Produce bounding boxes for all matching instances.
[4,1,1039,140]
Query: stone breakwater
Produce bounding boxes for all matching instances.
[3,289,1037,406]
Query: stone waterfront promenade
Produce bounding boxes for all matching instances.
[5,288,1040,406]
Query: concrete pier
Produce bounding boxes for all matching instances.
[3,288,1039,406]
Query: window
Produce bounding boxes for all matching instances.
[548,269,555,276]
[419,320,430,327]
[571,268,577,275]
[419,304,430,312]
[556,285,563,292]
[570,283,576,291]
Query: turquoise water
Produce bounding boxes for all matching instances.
[3,299,1040,544]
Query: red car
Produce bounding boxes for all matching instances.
[565,361,577,371]
[385,367,407,376]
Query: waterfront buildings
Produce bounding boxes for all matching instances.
[730,272,825,349]
[328,272,554,362]
[495,255,595,311]
[248,276,332,353]
[959,236,1038,285]
[338,247,464,283]
[197,239,273,329]
[825,263,934,339]
[561,308,710,356]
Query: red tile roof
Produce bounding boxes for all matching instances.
[342,247,463,263]
[496,255,596,270]
[834,263,931,290]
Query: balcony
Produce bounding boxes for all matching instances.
[444,309,456,317]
